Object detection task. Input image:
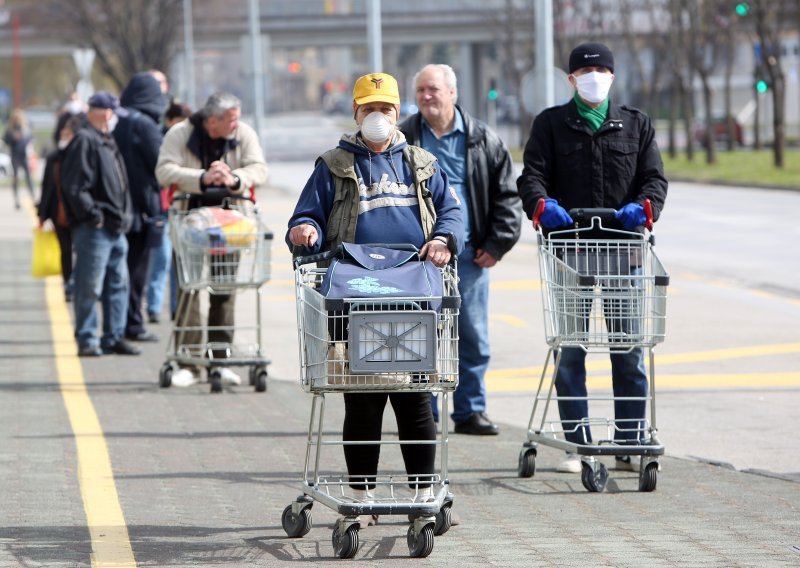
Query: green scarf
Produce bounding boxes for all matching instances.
[574,92,609,133]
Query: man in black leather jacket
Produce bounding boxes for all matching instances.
[400,63,522,436]
[517,42,668,474]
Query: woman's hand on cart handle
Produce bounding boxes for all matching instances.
[533,198,573,230]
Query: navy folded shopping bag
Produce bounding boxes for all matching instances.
[321,243,443,301]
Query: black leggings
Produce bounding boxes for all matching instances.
[343,391,436,490]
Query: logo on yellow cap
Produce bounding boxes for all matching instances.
[353,73,400,106]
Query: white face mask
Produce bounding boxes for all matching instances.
[360,111,394,143]
[57,139,70,150]
[574,71,614,104]
[107,112,119,133]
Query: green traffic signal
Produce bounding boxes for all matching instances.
[487,89,499,101]
[735,2,749,16]
[756,80,768,93]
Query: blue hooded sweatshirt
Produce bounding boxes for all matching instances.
[287,131,463,254]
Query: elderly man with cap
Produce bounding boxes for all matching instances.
[61,91,141,357]
[287,72,463,527]
[517,43,668,474]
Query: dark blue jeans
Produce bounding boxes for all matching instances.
[71,225,130,349]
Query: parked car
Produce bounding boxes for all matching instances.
[0,151,10,177]
[694,116,744,147]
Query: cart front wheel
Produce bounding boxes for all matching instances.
[581,461,608,493]
[433,504,452,536]
[332,524,359,559]
[638,462,658,492]
[407,524,435,558]
[254,367,268,392]
[159,364,172,388]
[209,370,223,393]
[282,504,312,538]
[518,448,537,478]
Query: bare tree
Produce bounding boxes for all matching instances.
[670,0,696,161]
[751,0,788,168]
[50,0,183,91]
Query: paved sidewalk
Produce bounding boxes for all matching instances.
[0,182,798,567]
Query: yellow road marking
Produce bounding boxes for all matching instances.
[490,279,540,291]
[46,279,137,567]
[490,314,528,328]
[487,343,800,391]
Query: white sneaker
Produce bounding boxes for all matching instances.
[556,452,582,473]
[172,368,198,387]
[218,367,241,386]
[615,455,641,471]
[413,486,435,503]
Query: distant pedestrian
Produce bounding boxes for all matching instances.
[114,72,169,343]
[400,63,522,436]
[3,109,36,209]
[155,92,268,387]
[146,100,192,324]
[61,91,141,357]
[37,114,86,302]
[517,42,668,473]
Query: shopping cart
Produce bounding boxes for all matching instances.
[282,244,459,559]
[518,200,669,492]
[159,194,273,393]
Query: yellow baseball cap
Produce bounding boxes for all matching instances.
[353,73,400,106]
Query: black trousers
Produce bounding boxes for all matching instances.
[54,224,73,287]
[125,230,153,336]
[343,391,436,490]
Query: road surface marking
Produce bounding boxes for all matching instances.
[45,279,137,567]
[490,314,528,328]
[490,279,540,291]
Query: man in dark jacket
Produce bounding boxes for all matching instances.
[114,72,168,342]
[400,64,522,436]
[517,42,668,474]
[61,91,140,357]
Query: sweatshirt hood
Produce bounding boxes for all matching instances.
[338,130,408,157]
[120,72,168,121]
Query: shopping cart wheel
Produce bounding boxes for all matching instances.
[281,504,312,537]
[253,366,268,393]
[407,523,435,558]
[580,461,608,493]
[209,370,223,394]
[332,523,359,559]
[517,447,537,478]
[433,503,452,536]
[638,462,658,492]
[158,363,172,388]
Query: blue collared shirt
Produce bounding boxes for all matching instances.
[419,109,471,241]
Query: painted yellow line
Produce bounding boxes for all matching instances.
[490,314,528,328]
[490,279,540,291]
[487,372,800,392]
[45,279,137,567]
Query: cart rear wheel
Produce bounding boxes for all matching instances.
[248,366,256,386]
[407,524,434,558]
[332,524,359,559]
[581,461,608,493]
[254,367,268,392]
[518,448,537,478]
[282,504,312,537]
[209,370,223,393]
[433,504,452,536]
[638,462,658,492]
[159,364,172,388]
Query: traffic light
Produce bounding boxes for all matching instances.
[487,78,498,102]
[755,79,768,93]
[735,2,749,16]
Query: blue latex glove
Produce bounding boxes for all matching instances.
[539,198,573,229]
[615,203,646,230]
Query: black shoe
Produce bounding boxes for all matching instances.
[125,330,160,342]
[102,340,142,355]
[148,312,160,324]
[78,345,103,357]
[453,412,500,435]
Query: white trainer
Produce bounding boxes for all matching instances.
[218,367,242,386]
[556,452,582,473]
[171,368,198,387]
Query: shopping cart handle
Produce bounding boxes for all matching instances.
[643,198,653,231]
[568,208,617,225]
[293,245,342,268]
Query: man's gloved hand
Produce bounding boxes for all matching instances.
[539,198,573,229]
[615,203,646,230]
